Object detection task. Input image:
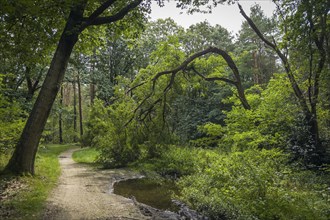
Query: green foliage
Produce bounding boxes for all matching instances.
[197,74,299,152]
[84,99,144,167]
[182,21,234,53]
[177,148,330,220]
[72,147,100,164]
[84,83,178,167]
[0,75,26,154]
[139,146,201,177]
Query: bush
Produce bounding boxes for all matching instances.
[177,149,330,220]
[84,97,176,168]
[0,79,26,154]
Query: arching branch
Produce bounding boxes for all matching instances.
[150,46,250,110]
[127,46,251,126]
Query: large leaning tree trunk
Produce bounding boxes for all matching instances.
[5,0,143,175]
[4,3,85,174]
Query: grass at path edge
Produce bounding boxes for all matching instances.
[72,147,100,164]
[0,144,76,219]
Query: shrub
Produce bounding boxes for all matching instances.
[0,78,26,154]
[177,149,330,220]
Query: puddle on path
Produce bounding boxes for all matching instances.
[113,178,179,212]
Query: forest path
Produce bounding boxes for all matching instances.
[42,148,149,220]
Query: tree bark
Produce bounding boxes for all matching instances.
[4,4,85,174]
[252,50,260,84]
[77,72,84,139]
[90,51,96,105]
[59,85,63,144]
[90,83,95,105]
[73,80,78,142]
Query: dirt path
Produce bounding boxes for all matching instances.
[43,148,149,220]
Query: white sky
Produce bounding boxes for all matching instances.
[149,0,276,35]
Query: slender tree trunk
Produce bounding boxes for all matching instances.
[90,51,96,105]
[52,113,55,144]
[252,50,260,84]
[90,83,95,105]
[77,72,84,139]
[73,80,78,142]
[4,6,85,174]
[59,85,63,144]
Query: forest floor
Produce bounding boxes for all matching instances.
[42,148,149,220]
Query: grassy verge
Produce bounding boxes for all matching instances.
[0,153,11,171]
[0,144,74,219]
[72,147,100,164]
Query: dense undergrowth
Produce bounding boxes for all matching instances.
[0,144,74,219]
[134,146,330,220]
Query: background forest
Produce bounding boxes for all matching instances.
[1,0,329,219]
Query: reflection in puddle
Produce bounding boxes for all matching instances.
[113,178,179,211]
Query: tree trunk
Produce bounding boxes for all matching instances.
[90,83,95,105]
[252,50,260,84]
[77,72,84,139]
[4,7,84,175]
[90,51,96,105]
[73,80,78,142]
[59,85,63,144]
[307,108,325,163]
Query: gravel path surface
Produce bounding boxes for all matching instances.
[42,148,149,220]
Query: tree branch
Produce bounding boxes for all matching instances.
[151,46,250,109]
[238,3,310,114]
[191,66,237,85]
[238,3,276,50]
[307,7,327,116]
[126,81,147,95]
[125,45,254,127]
[85,0,117,23]
[82,0,143,29]
[152,47,242,83]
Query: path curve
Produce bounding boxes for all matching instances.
[43,148,149,220]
